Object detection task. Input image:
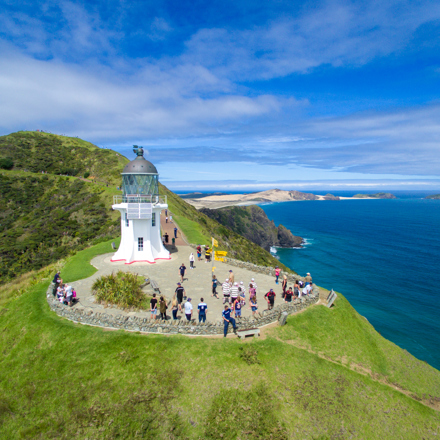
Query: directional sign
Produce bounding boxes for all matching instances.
[215,251,228,256]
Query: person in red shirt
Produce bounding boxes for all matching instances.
[264,289,276,310]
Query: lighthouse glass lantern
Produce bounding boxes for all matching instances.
[111,146,170,264]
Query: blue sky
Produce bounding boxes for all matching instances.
[1,0,440,190]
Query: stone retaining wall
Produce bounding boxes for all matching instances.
[46,284,319,336]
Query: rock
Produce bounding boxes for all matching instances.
[278,312,288,326]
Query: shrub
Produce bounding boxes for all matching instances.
[0,157,14,170]
[83,172,90,178]
[92,271,149,309]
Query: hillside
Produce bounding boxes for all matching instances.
[426,194,440,199]
[0,242,439,439]
[199,205,303,250]
[0,131,126,185]
[0,170,121,283]
[160,183,295,273]
[353,192,396,199]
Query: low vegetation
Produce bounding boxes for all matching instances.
[92,270,149,310]
[0,241,439,439]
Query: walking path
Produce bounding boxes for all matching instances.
[69,245,292,322]
[160,210,187,246]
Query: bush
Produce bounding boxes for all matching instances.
[92,271,149,309]
[83,172,90,178]
[0,157,14,170]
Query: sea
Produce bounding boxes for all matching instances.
[257,191,440,370]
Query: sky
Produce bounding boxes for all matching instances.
[1,0,440,191]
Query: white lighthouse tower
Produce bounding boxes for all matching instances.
[111,146,170,264]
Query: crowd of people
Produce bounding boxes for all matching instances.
[52,271,79,306]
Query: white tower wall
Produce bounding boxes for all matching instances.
[111,203,170,264]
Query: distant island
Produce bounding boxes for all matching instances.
[185,189,396,209]
[353,192,396,199]
[425,194,440,199]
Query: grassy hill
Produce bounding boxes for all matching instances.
[0,131,126,185]
[0,241,439,439]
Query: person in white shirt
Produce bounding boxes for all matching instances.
[189,253,195,269]
[248,278,258,291]
[222,279,231,304]
[184,298,193,321]
[230,282,239,303]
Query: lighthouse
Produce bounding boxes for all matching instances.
[111,146,171,264]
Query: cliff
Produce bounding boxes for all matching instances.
[199,205,303,251]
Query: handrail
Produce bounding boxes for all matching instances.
[113,195,167,205]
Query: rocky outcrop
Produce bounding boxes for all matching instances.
[323,193,340,200]
[425,194,440,199]
[199,205,303,251]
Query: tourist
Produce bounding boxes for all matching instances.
[249,283,256,302]
[302,282,313,296]
[264,289,276,310]
[56,283,64,302]
[164,232,169,244]
[175,283,185,311]
[250,296,258,316]
[184,298,193,321]
[150,293,158,319]
[166,216,168,223]
[171,294,179,320]
[285,287,293,303]
[198,298,208,323]
[159,296,168,320]
[294,280,301,298]
[65,284,73,306]
[169,215,173,223]
[222,305,238,337]
[174,227,178,239]
[248,278,258,291]
[197,245,202,261]
[305,272,312,286]
[228,270,234,285]
[71,287,79,304]
[165,209,168,216]
[230,282,239,304]
[52,271,61,296]
[212,275,219,298]
[179,263,186,282]
[239,282,246,305]
[205,247,210,263]
[281,275,288,295]
[189,252,195,269]
[275,266,281,284]
[232,296,242,319]
[222,278,231,304]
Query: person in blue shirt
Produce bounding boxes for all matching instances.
[198,298,208,323]
[222,305,238,337]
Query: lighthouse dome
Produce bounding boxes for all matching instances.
[122,156,158,175]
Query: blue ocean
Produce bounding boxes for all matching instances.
[259,192,440,370]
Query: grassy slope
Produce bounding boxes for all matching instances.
[0,169,122,283]
[0,131,127,185]
[0,242,439,439]
[160,183,295,273]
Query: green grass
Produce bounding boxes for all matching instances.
[61,237,120,282]
[0,241,439,439]
[172,213,210,244]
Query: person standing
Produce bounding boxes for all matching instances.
[264,289,276,310]
[166,216,168,223]
[184,298,193,321]
[222,305,238,337]
[171,294,179,320]
[189,252,195,269]
[159,296,168,320]
[294,280,301,298]
[170,215,173,223]
[175,283,185,312]
[285,287,293,303]
[248,278,258,292]
[249,283,256,303]
[230,282,239,305]
[198,298,208,323]
[197,245,202,261]
[305,273,312,286]
[222,278,231,304]
[250,296,258,317]
[164,232,169,244]
[232,297,242,319]
[228,270,234,286]
[281,275,288,295]
[212,275,219,298]
[174,227,178,239]
[179,263,186,282]
[275,266,281,284]
[52,271,61,296]
[150,293,158,319]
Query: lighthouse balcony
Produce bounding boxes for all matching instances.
[113,194,167,205]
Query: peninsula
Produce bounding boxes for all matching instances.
[186,188,396,209]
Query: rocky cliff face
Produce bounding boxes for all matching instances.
[199,205,303,251]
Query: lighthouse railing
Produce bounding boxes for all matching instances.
[113,195,167,205]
